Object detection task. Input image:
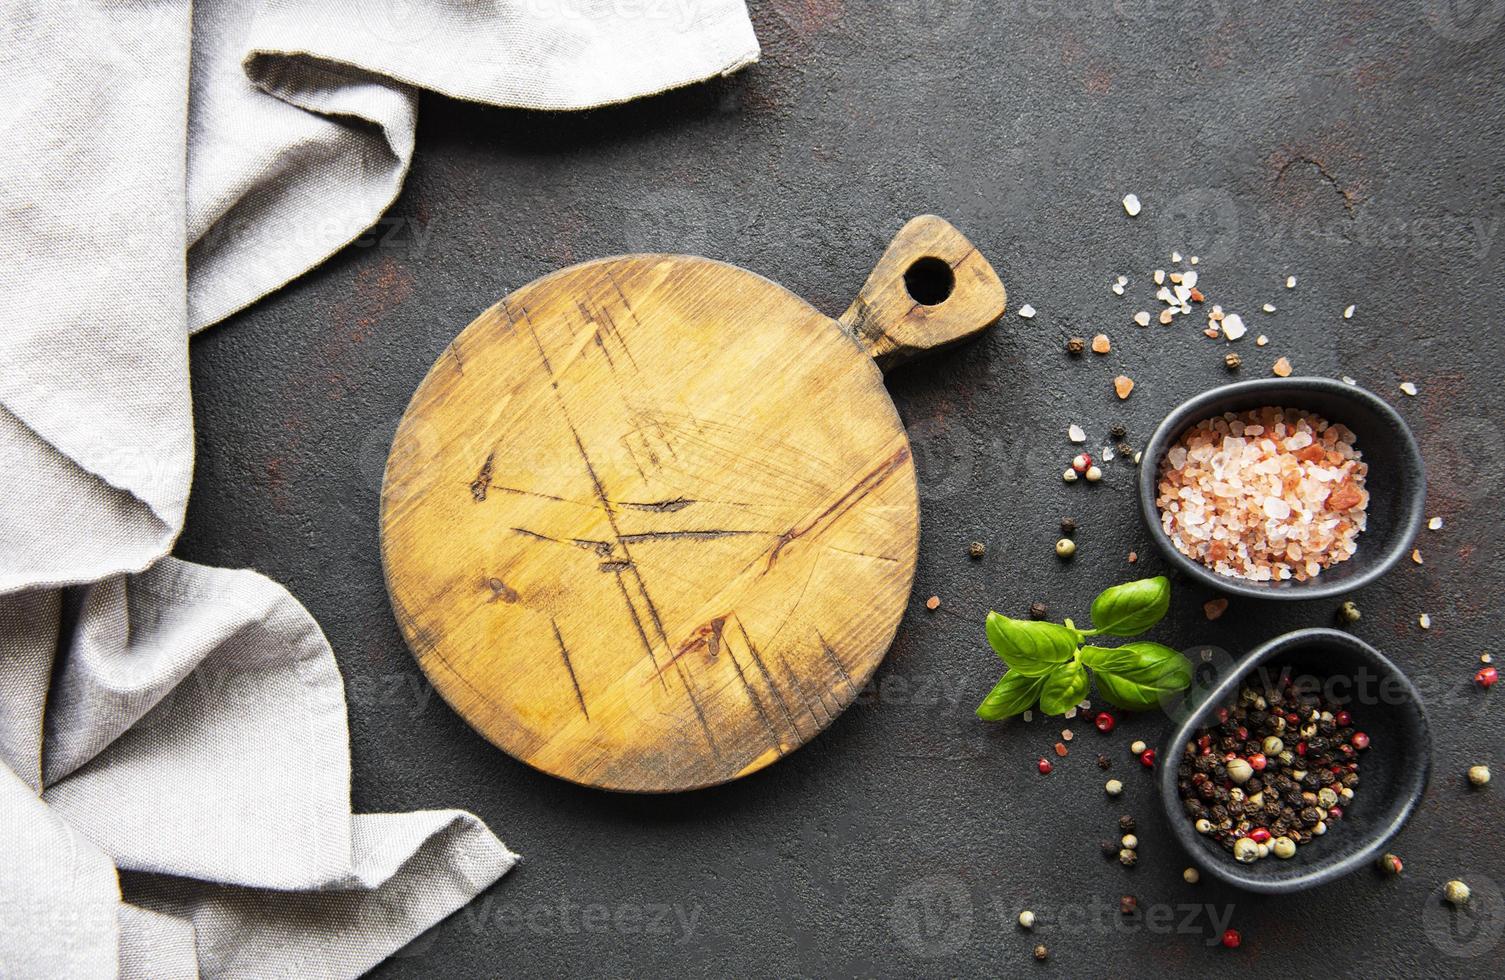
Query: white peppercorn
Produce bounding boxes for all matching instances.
[1194,818,1212,834]
[1130,740,1147,755]
[1018,910,1036,929]
[1468,765,1491,787]
[1262,736,1284,755]
[1272,836,1297,859]
[1121,834,1138,850]
[1183,867,1200,884]
[1445,880,1471,905]
[1105,778,1123,796]
[1233,837,1259,863]
[1056,538,1077,558]
[1226,758,1254,784]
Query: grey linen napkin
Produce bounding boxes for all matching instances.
[0,1,759,977]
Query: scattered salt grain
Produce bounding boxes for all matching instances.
[1412,549,1423,564]
[1221,313,1247,341]
[1092,334,1111,354]
[1273,356,1293,377]
[1134,310,1152,327]
[1190,256,1200,265]
[1159,308,1174,325]
[1115,375,1135,399]
[1257,335,1269,347]
[1018,303,1036,319]
[1172,251,1183,263]
[1068,424,1087,443]
[1123,194,1142,217]
[1154,269,1166,285]
[1419,613,1431,630]
[1204,597,1229,621]
[1112,282,1125,296]
[1263,303,1276,313]
[1342,376,1357,385]
[1343,305,1356,319]
[1429,516,1444,531]
[1400,381,1418,396]
[1286,276,1298,289]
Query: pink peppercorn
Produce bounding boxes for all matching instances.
[1249,827,1271,844]
[1335,710,1351,726]
[1038,758,1053,775]
[1351,732,1370,750]
[1095,712,1117,734]
[1248,753,1267,771]
[1139,749,1156,768]
[1222,929,1241,949]
[1478,666,1499,688]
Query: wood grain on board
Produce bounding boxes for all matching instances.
[380,216,1005,791]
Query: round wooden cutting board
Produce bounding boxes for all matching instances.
[380,215,1006,792]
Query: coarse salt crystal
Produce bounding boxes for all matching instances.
[1134,310,1151,327]
[1018,303,1036,318]
[1419,613,1431,629]
[1342,376,1358,385]
[1286,276,1297,289]
[1222,313,1247,340]
[1190,256,1199,264]
[1112,282,1125,295]
[1172,251,1183,262]
[1123,193,1142,216]
[1263,495,1291,519]
[1154,269,1166,285]
[1400,381,1418,396]
[1263,303,1276,313]
[1256,335,1269,346]
[1069,424,1086,443]
[1429,516,1443,530]
[1343,304,1356,319]
[1183,270,1198,289]
[1117,275,1129,286]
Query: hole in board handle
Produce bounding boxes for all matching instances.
[903,256,955,306]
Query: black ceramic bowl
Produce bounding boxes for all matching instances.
[1137,377,1426,600]
[1158,628,1431,893]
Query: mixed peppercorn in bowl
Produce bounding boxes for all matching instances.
[1157,628,1431,893]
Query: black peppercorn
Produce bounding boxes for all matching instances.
[1101,839,1119,858]
[1034,944,1049,961]
[1110,424,1127,440]
[968,541,986,559]
[1067,337,1086,355]
[1119,815,1136,833]
[1224,352,1242,370]
[1120,895,1138,914]
[1028,601,1049,621]
[1097,754,1112,770]
[1059,517,1077,535]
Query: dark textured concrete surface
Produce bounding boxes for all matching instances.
[179,2,1505,976]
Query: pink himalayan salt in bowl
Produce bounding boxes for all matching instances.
[1137,378,1425,601]
[1156,407,1368,584]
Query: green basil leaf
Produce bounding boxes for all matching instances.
[1081,642,1193,710]
[1088,576,1171,637]
[976,671,1047,721]
[985,613,1079,676]
[1039,661,1090,715]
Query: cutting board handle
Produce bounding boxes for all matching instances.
[838,215,1007,372]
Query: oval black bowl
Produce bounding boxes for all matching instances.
[1137,377,1426,600]
[1157,628,1431,893]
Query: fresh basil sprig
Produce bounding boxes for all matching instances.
[976,576,1191,720]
